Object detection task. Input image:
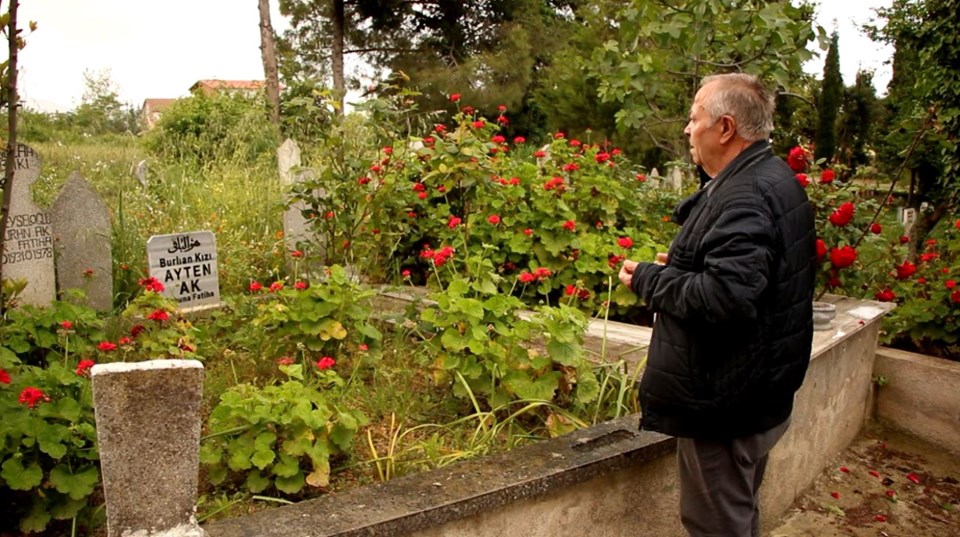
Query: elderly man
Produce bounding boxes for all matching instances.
[618,73,816,537]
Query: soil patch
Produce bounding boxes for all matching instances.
[770,425,960,536]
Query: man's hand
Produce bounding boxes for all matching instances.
[618,259,639,289]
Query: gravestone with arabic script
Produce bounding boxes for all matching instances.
[1,143,56,307]
[147,231,220,310]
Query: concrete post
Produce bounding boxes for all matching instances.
[91,360,207,537]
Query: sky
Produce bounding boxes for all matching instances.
[15,0,893,113]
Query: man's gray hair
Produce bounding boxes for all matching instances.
[700,73,775,142]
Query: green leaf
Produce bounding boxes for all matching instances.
[504,370,559,401]
[245,471,271,493]
[20,500,52,533]
[575,367,601,404]
[38,425,69,460]
[272,453,300,478]
[547,339,582,366]
[199,443,223,465]
[440,327,470,351]
[251,448,276,470]
[48,493,87,520]
[275,472,305,494]
[2,457,44,490]
[279,364,304,380]
[49,464,100,500]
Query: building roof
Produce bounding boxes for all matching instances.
[140,98,177,112]
[189,79,267,94]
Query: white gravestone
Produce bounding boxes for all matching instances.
[147,231,220,310]
[1,144,56,306]
[51,172,114,310]
[278,138,311,249]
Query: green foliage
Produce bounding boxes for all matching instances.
[144,92,278,167]
[588,0,820,161]
[0,299,102,533]
[815,32,843,164]
[837,70,878,174]
[291,101,676,312]
[201,374,368,496]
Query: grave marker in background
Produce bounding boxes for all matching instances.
[51,171,113,310]
[147,230,220,310]
[277,139,324,260]
[1,144,55,306]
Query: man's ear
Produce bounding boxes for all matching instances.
[719,115,737,144]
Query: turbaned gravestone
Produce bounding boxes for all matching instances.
[1,143,56,306]
[51,171,113,310]
[146,231,220,311]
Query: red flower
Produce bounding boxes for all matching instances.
[816,239,827,262]
[565,284,577,296]
[906,473,921,484]
[534,150,547,158]
[147,309,170,322]
[562,220,576,231]
[418,192,428,200]
[636,173,647,182]
[276,357,295,366]
[569,139,581,147]
[874,514,887,523]
[617,237,634,249]
[894,261,916,280]
[448,216,462,229]
[519,272,536,283]
[595,152,611,163]
[946,280,957,289]
[829,246,857,269]
[787,146,806,172]
[75,359,96,377]
[130,324,146,338]
[98,341,117,352]
[269,281,284,292]
[359,344,369,352]
[472,120,485,129]
[294,281,308,290]
[951,290,960,304]
[839,466,850,473]
[491,135,506,144]
[917,277,927,284]
[487,215,501,225]
[869,470,881,478]
[324,211,335,219]
[562,163,580,172]
[532,267,552,280]
[402,269,411,278]
[899,235,910,244]
[118,336,132,345]
[885,489,897,499]
[608,254,625,269]
[139,277,165,293]
[496,115,509,125]
[514,136,526,144]
[830,491,841,499]
[820,169,836,184]
[291,250,303,258]
[449,93,461,102]
[358,176,371,185]
[828,202,855,227]
[870,223,882,234]
[795,173,809,187]
[875,288,896,302]
[920,252,940,263]
[249,281,263,292]
[0,368,10,384]
[316,356,337,370]
[434,124,446,133]
[60,320,74,330]
[19,387,49,408]
[408,211,417,219]
[554,132,565,139]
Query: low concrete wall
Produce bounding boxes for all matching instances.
[873,346,960,455]
[205,296,892,537]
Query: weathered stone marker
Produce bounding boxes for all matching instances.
[51,171,114,310]
[277,138,317,255]
[147,230,220,311]
[91,360,207,537]
[1,143,55,306]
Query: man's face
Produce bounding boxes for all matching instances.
[683,83,724,176]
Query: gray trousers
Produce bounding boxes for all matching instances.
[677,418,790,537]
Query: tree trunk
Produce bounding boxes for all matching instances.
[1,0,21,300]
[331,0,345,115]
[257,0,281,126]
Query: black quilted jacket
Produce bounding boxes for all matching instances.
[630,141,816,440]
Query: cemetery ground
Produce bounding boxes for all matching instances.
[771,425,960,537]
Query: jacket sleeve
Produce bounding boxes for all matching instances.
[631,200,775,323]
